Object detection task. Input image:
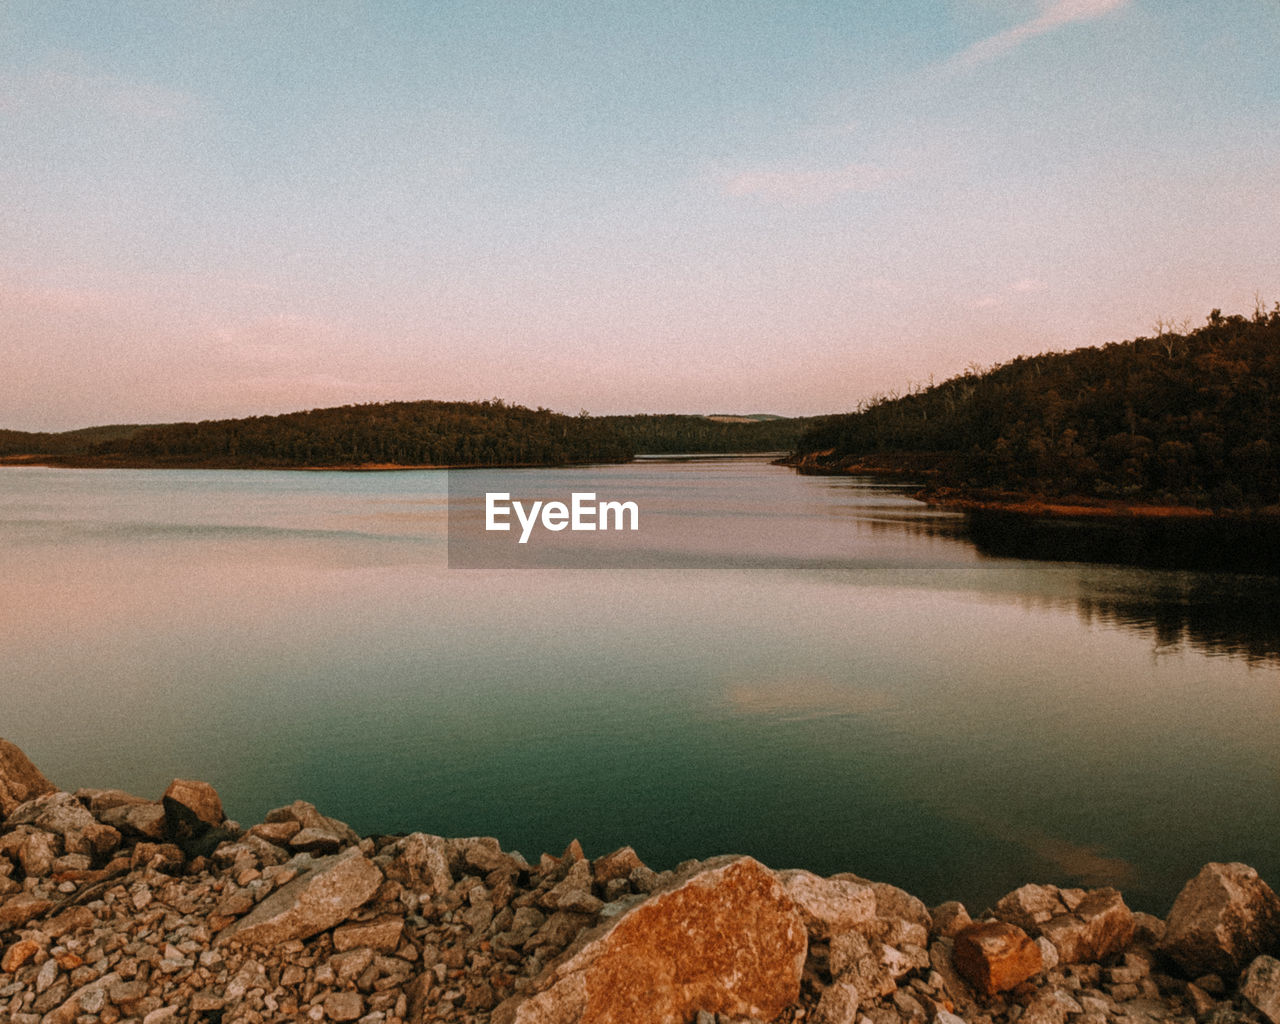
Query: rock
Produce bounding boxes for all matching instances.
[37,971,120,1024]
[324,990,365,1021]
[0,739,55,820]
[161,778,224,841]
[541,858,604,915]
[1038,888,1135,963]
[931,901,973,939]
[99,801,168,840]
[2,938,41,972]
[265,800,359,847]
[779,870,877,939]
[593,847,644,885]
[952,921,1043,996]
[0,893,54,928]
[995,884,1067,932]
[333,915,405,952]
[381,832,454,894]
[1241,955,1280,1024]
[828,929,898,999]
[1161,863,1280,977]
[18,829,58,877]
[1019,987,1083,1024]
[492,856,806,1024]
[216,847,383,947]
[812,981,860,1024]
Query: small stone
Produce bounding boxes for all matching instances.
[326,990,366,1021]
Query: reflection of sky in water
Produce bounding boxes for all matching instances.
[1,461,1277,913]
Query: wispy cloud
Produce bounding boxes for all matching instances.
[722,162,896,204]
[0,52,197,121]
[945,0,1129,71]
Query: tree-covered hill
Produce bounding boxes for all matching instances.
[1,404,822,467]
[593,413,829,454]
[794,307,1280,509]
[3,401,633,468]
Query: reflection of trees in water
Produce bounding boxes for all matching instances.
[963,511,1280,663]
[1072,576,1280,665]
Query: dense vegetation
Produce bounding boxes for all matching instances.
[4,401,631,468]
[795,307,1280,509]
[1,404,818,466]
[593,413,826,454]
[0,424,142,457]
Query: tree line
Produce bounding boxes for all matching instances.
[795,306,1280,509]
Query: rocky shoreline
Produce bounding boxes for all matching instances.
[3,739,1278,1024]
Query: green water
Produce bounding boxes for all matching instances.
[1,459,1276,913]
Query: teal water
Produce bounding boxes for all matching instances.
[1,459,1276,913]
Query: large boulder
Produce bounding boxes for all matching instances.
[0,739,56,820]
[216,846,383,947]
[492,856,807,1024]
[1161,863,1280,977]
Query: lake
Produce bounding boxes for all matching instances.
[1,457,1276,915]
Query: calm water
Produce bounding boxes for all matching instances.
[1,459,1276,914]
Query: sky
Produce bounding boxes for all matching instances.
[2,1,1279,431]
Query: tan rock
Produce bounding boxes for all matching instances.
[2,938,41,972]
[0,893,54,929]
[1242,955,1280,1024]
[813,980,860,1024]
[828,930,897,998]
[333,915,405,952]
[493,856,806,1024]
[952,921,1043,996]
[995,884,1067,932]
[99,802,167,841]
[325,990,366,1021]
[161,779,224,839]
[37,970,120,1024]
[1038,888,1135,963]
[381,833,453,894]
[779,870,877,939]
[931,901,974,939]
[592,846,644,885]
[0,738,55,819]
[216,847,383,947]
[1161,863,1280,976]
[264,799,358,846]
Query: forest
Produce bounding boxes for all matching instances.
[0,403,813,467]
[794,306,1280,509]
[592,413,824,454]
[1,401,631,468]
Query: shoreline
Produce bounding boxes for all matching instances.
[0,455,631,473]
[3,741,1279,1024]
[779,452,1280,524]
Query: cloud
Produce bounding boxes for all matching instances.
[722,162,896,204]
[946,0,1129,71]
[0,53,197,121]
